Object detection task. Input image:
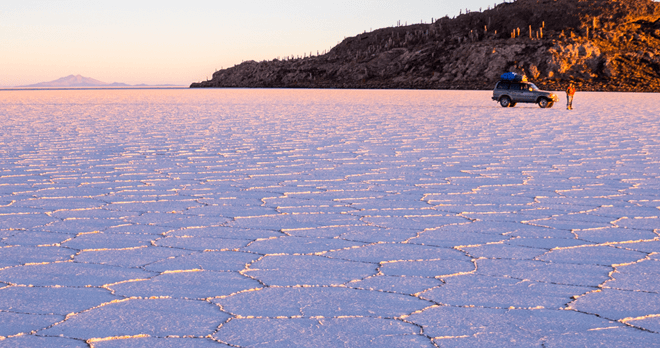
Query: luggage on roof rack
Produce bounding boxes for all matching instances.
[500,72,527,82]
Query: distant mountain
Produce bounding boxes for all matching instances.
[21,75,179,88]
[22,75,130,87]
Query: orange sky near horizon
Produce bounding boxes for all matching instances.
[2,0,501,86]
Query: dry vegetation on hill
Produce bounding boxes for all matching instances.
[192,0,660,92]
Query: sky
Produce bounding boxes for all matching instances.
[1,0,501,86]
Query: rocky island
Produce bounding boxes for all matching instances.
[191,0,660,92]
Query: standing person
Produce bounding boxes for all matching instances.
[566,82,576,110]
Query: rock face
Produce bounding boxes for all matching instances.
[191,0,660,92]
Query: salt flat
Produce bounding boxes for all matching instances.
[0,89,659,347]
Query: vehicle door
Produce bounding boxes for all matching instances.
[520,83,535,102]
[509,83,524,102]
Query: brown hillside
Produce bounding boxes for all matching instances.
[192,0,660,92]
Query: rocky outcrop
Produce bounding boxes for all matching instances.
[191,0,660,92]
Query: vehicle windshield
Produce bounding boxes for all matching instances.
[528,83,540,91]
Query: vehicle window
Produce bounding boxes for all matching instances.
[512,83,523,90]
[529,83,540,91]
[497,82,509,90]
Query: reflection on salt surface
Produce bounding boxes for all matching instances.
[0,89,659,346]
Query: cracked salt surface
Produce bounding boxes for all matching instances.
[0,89,659,347]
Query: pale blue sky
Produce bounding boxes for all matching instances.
[1,0,500,86]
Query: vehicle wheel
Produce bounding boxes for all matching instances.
[509,102,517,107]
[499,97,511,107]
[538,98,550,108]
